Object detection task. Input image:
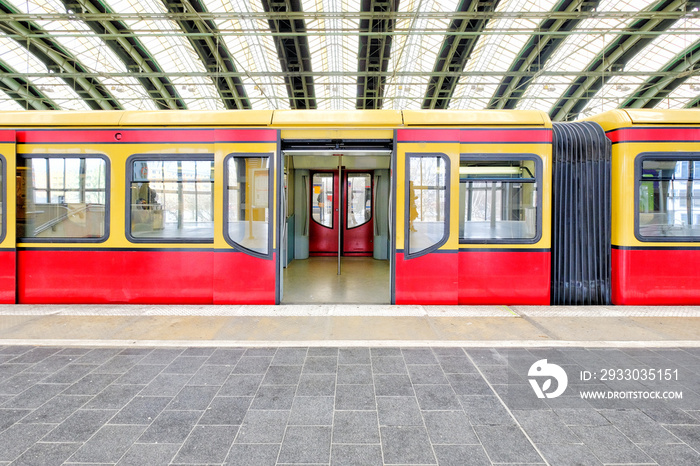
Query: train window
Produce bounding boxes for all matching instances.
[225,155,271,256]
[127,157,214,242]
[17,156,108,241]
[347,173,372,229]
[638,156,700,240]
[312,173,333,228]
[406,154,449,257]
[459,159,539,242]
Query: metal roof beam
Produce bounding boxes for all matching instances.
[622,40,700,108]
[422,0,500,109]
[0,59,60,110]
[549,0,697,121]
[488,0,600,110]
[62,0,186,110]
[162,0,251,109]
[356,0,398,109]
[0,0,121,110]
[262,0,316,109]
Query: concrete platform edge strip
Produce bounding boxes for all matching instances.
[0,339,699,348]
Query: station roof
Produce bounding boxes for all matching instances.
[0,0,698,121]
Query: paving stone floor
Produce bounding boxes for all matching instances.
[0,345,699,465]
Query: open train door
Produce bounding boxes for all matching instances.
[0,130,14,303]
[213,128,280,304]
[394,126,460,304]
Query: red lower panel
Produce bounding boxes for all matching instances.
[18,250,214,304]
[395,252,458,304]
[613,248,700,305]
[0,250,16,303]
[458,250,550,304]
[213,252,276,304]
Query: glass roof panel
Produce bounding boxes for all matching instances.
[107,0,223,110]
[517,0,657,114]
[384,0,459,110]
[450,0,558,110]
[580,16,700,116]
[304,0,360,110]
[206,0,287,110]
[663,75,700,109]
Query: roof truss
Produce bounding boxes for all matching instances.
[0,58,59,110]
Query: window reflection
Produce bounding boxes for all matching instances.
[347,173,371,229]
[227,156,270,254]
[408,155,448,255]
[312,173,333,228]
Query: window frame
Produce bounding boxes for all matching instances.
[18,153,110,243]
[404,152,451,259]
[635,151,700,243]
[0,154,6,244]
[346,172,373,230]
[311,171,334,229]
[459,154,542,245]
[223,152,274,259]
[125,154,215,244]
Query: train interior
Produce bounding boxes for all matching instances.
[280,139,393,304]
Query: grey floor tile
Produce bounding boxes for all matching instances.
[251,385,296,410]
[402,348,438,365]
[137,348,183,365]
[0,408,30,431]
[271,348,308,365]
[465,348,509,366]
[110,396,171,425]
[182,347,217,357]
[172,425,238,464]
[137,373,191,397]
[67,424,145,463]
[553,408,609,426]
[226,444,280,466]
[139,410,201,443]
[25,355,71,372]
[473,425,543,464]
[94,355,143,374]
[537,443,603,466]
[599,408,680,443]
[289,396,334,426]
[8,442,80,466]
[6,383,67,409]
[232,356,272,374]
[570,425,655,464]
[371,356,407,375]
[640,443,700,466]
[0,364,32,380]
[371,348,402,357]
[422,410,479,444]
[0,373,47,396]
[665,425,700,452]
[303,356,338,374]
[407,365,448,385]
[84,384,144,410]
[297,374,336,396]
[446,373,492,396]
[380,426,436,465]
[163,356,207,374]
[640,402,700,425]
[279,426,332,464]
[187,364,233,386]
[114,364,165,385]
[493,384,550,410]
[236,410,289,443]
[437,356,478,374]
[244,347,278,357]
[338,348,371,365]
[21,395,90,423]
[337,365,373,384]
[74,348,121,365]
[219,373,264,396]
[263,365,303,385]
[116,443,179,466]
[332,411,379,444]
[199,396,252,425]
[43,364,98,384]
[376,396,422,426]
[413,384,461,410]
[62,372,120,396]
[307,347,338,357]
[206,348,245,366]
[331,444,382,466]
[374,374,414,397]
[513,409,579,444]
[119,348,154,356]
[432,445,491,466]
[43,409,116,442]
[0,423,55,462]
[168,385,218,410]
[335,384,375,410]
[459,395,515,425]
[478,365,525,384]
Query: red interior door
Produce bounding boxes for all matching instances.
[309,170,373,256]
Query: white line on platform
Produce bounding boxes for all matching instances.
[0,339,698,348]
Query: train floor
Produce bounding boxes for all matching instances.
[0,305,698,465]
[282,256,390,304]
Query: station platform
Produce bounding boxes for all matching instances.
[0,305,699,465]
